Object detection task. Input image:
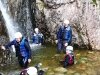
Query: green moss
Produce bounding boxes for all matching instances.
[92,0,97,5]
[37,0,45,11]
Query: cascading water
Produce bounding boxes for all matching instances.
[0,0,18,41]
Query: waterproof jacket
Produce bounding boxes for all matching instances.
[57,25,72,44]
[57,26,64,40]
[32,33,43,44]
[63,25,72,44]
[5,37,31,59]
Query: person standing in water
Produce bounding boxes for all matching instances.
[1,32,31,69]
[56,19,72,53]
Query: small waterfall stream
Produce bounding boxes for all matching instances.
[0,0,19,41]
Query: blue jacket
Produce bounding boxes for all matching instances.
[57,26,64,40]
[5,37,31,59]
[20,37,29,57]
[57,25,72,44]
[63,25,72,44]
[32,33,43,44]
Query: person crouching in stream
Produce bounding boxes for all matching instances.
[1,32,32,69]
[60,46,74,68]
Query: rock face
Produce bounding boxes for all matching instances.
[0,11,8,44]
[35,0,100,50]
[0,0,100,50]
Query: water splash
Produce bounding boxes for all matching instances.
[0,0,18,41]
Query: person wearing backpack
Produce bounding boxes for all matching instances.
[60,46,74,68]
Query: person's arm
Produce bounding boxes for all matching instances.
[32,33,36,43]
[5,40,15,49]
[56,27,62,44]
[40,33,44,44]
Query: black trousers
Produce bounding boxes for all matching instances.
[18,56,28,69]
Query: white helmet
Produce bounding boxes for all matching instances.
[34,28,39,33]
[64,19,69,25]
[66,50,72,54]
[66,46,73,51]
[27,67,38,75]
[14,32,22,39]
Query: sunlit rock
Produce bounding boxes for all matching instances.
[54,67,67,73]
[74,72,81,75]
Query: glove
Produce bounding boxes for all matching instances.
[28,59,31,63]
[64,43,68,47]
[1,46,6,50]
[55,40,58,44]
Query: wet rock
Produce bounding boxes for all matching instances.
[81,73,88,75]
[86,63,93,67]
[0,35,9,45]
[85,68,97,75]
[67,70,76,74]
[47,69,55,75]
[76,53,81,56]
[0,21,7,36]
[54,67,67,73]
[54,54,60,57]
[47,72,55,75]
[54,73,65,75]
[0,72,4,75]
[7,71,20,75]
[88,51,94,54]
[74,60,78,64]
[74,72,81,75]
[80,57,88,64]
[42,67,49,72]
[0,64,5,67]
[76,64,87,70]
[80,60,86,64]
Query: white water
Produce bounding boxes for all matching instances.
[0,0,18,41]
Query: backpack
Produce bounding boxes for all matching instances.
[64,54,74,65]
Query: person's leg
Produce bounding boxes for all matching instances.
[72,55,74,65]
[63,56,69,68]
[18,56,24,68]
[63,41,67,53]
[57,40,62,53]
[18,56,28,69]
[22,57,28,69]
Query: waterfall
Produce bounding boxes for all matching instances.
[0,0,18,41]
